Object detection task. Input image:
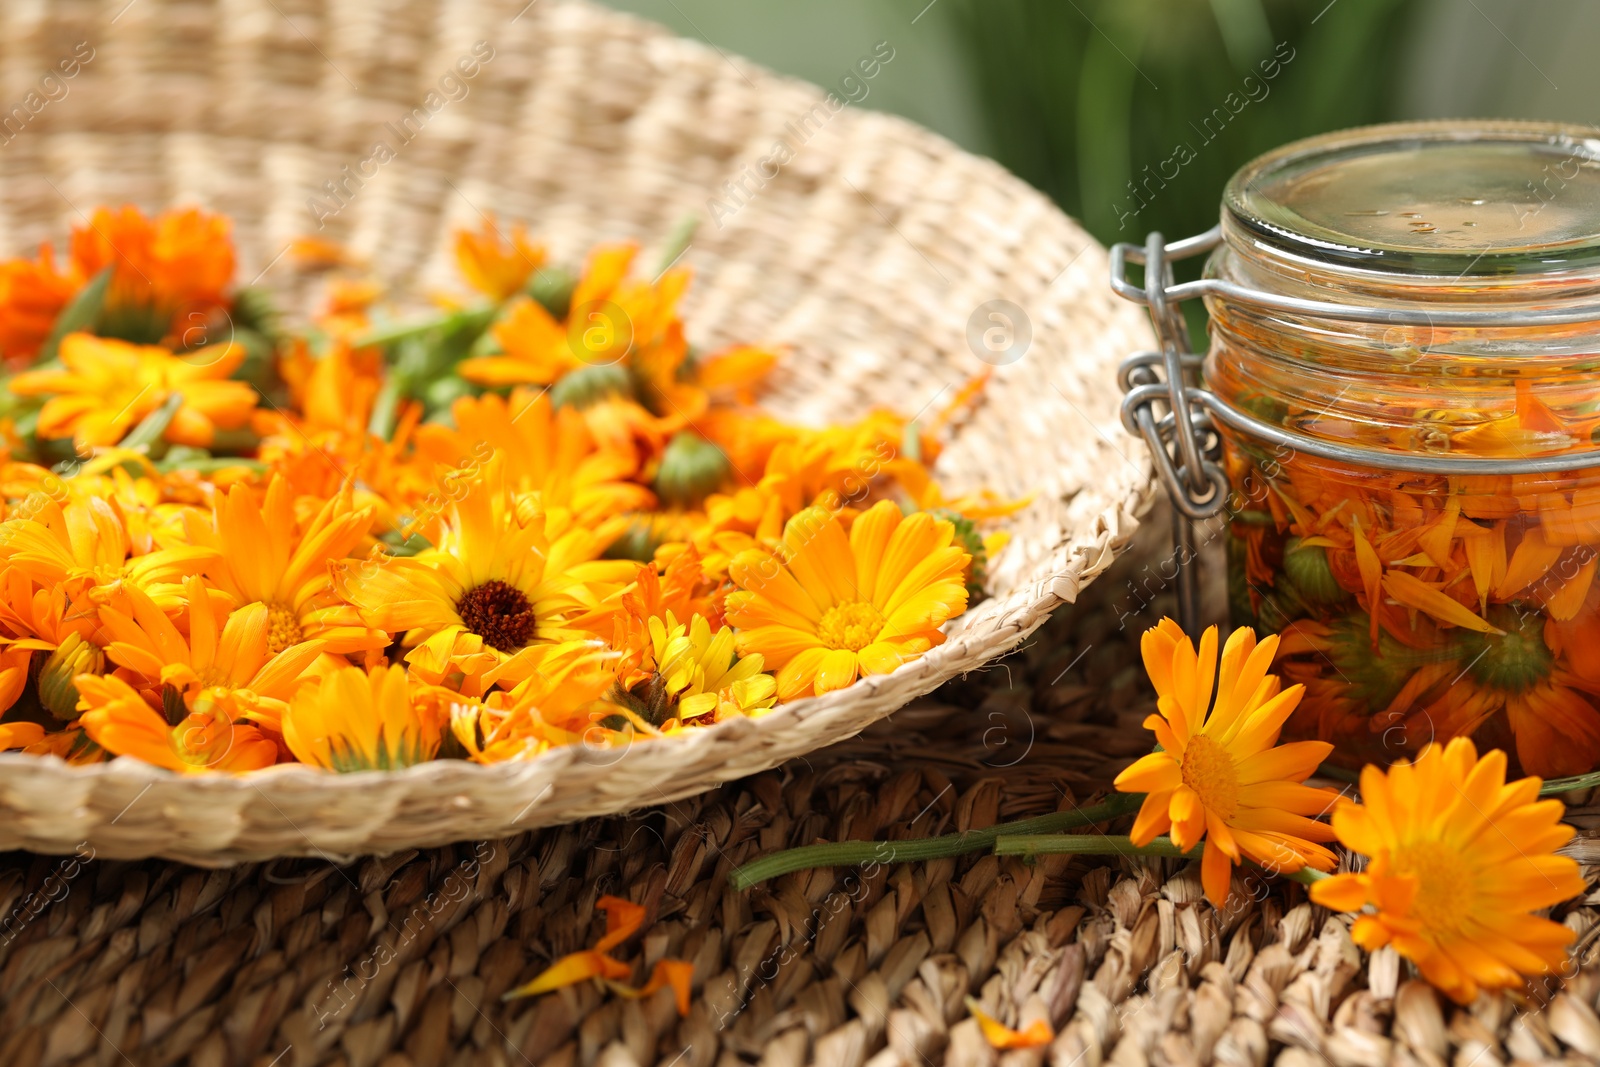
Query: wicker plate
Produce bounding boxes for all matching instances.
[0,0,1155,864]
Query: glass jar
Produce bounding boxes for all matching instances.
[1116,120,1600,779]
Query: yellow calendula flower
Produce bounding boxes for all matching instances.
[9,332,257,453]
[1310,737,1583,1004]
[453,215,545,300]
[726,500,970,701]
[282,663,444,771]
[1115,619,1340,907]
[335,456,634,692]
[612,612,768,726]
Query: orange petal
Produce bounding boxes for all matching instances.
[1495,527,1562,600]
[594,895,646,952]
[1352,521,1383,645]
[501,950,633,1001]
[966,998,1053,1050]
[608,959,694,1016]
[1382,571,1501,634]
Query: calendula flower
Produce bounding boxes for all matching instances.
[0,242,78,365]
[679,674,777,724]
[611,611,767,726]
[77,672,277,773]
[187,476,386,654]
[450,641,617,761]
[0,494,217,612]
[1115,619,1339,907]
[335,456,634,691]
[459,243,690,395]
[97,576,326,731]
[69,204,235,342]
[9,332,257,452]
[727,500,970,700]
[411,389,653,528]
[282,663,443,771]
[1310,737,1583,1004]
[453,216,545,300]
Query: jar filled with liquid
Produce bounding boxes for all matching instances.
[1206,120,1600,777]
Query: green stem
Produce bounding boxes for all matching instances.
[118,393,183,453]
[1283,866,1331,886]
[1539,770,1600,796]
[352,315,452,350]
[993,834,1198,859]
[367,374,405,440]
[728,791,1145,891]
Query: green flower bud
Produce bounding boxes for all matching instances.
[550,363,634,410]
[38,633,105,723]
[1282,537,1349,607]
[527,265,577,320]
[653,433,730,509]
[603,516,667,562]
[933,509,988,598]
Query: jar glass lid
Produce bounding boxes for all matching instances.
[1224,120,1600,276]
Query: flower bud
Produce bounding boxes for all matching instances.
[653,432,729,509]
[38,632,105,723]
[550,363,633,410]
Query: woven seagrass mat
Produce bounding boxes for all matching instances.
[4,514,1600,1067]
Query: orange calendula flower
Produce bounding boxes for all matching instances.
[69,204,235,341]
[9,332,257,452]
[0,494,217,612]
[1310,737,1583,1004]
[449,640,618,762]
[1115,619,1339,907]
[282,663,444,771]
[187,476,386,655]
[502,895,692,1016]
[77,673,278,773]
[453,216,545,300]
[726,500,970,701]
[0,242,79,365]
[411,388,653,530]
[97,576,326,731]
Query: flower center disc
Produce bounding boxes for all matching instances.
[1466,605,1552,694]
[1389,839,1473,932]
[1180,733,1240,820]
[266,603,305,654]
[457,580,537,653]
[816,601,885,653]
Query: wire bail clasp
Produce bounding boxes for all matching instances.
[1110,228,1229,636]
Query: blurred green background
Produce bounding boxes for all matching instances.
[599,0,1595,252]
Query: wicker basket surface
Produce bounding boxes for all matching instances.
[0,0,1155,863]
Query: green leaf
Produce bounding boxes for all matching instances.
[38,266,112,362]
[118,392,183,453]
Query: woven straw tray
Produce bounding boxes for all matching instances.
[0,0,1154,863]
